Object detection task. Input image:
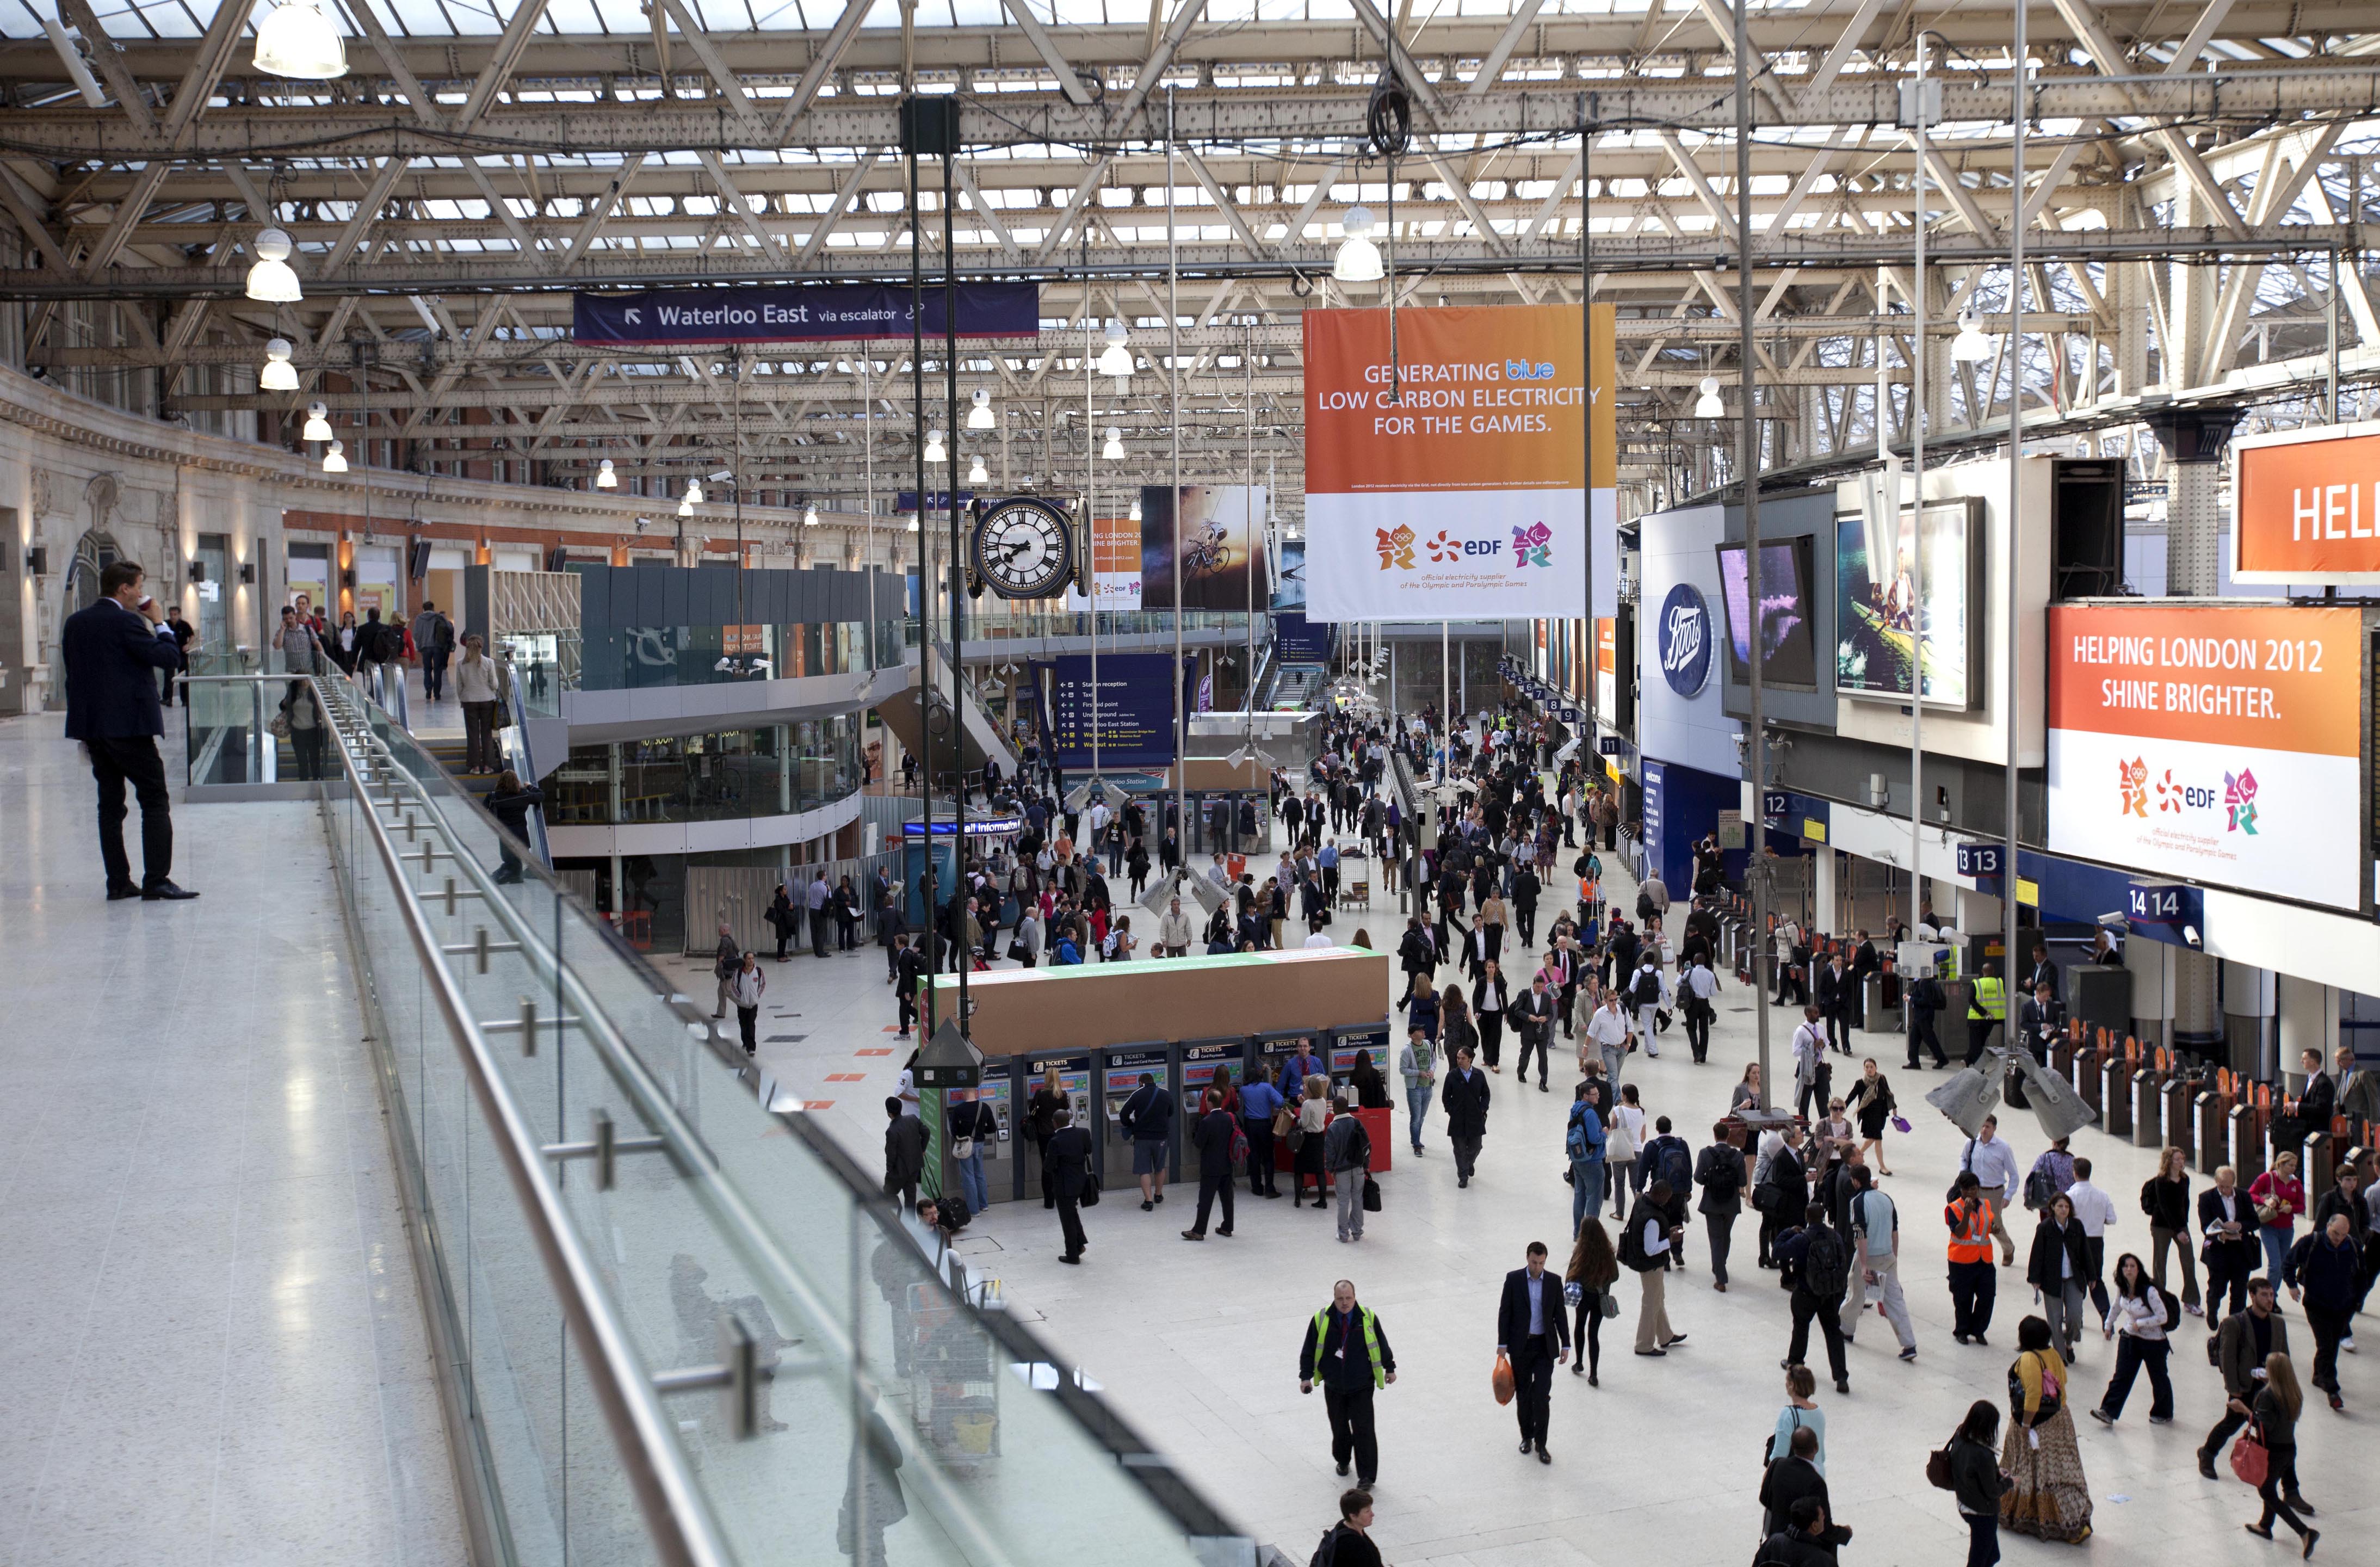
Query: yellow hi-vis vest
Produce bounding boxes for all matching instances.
[1969,976,2007,1022]
[1311,1306,1388,1389]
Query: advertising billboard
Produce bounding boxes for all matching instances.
[1271,536,1306,611]
[1062,514,1142,611]
[1834,495,1981,709]
[2046,603,2363,909]
[1140,485,1269,612]
[1714,538,1819,690]
[1637,504,1739,781]
[2234,420,2380,582]
[1301,304,1618,622]
[1043,652,1176,768]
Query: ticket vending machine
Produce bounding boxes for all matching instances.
[1097,1041,1178,1182]
[1331,1022,1397,1174]
[957,1076,1015,1205]
[1256,1027,1328,1098]
[1012,1050,1094,1199]
[1180,1035,1254,1112]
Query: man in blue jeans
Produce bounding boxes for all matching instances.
[1567,1083,1608,1234]
[1397,1026,1435,1156]
[948,1093,998,1214]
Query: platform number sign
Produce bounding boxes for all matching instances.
[1955,842,2004,879]
[2125,884,2202,933]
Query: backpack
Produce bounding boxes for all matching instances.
[1701,1146,1743,1201]
[2153,1285,2182,1333]
[2023,1164,2061,1214]
[1565,1109,1603,1163]
[937,1194,972,1230]
[1636,889,1656,920]
[1633,969,1662,1009]
[1800,1226,1850,1303]
[1308,1527,1342,1567]
[1658,1140,1693,1195]
[1617,1216,1652,1270]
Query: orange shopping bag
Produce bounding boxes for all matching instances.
[1491,1352,1515,1406]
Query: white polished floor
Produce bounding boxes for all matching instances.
[691,811,2376,1567]
[0,714,463,1567]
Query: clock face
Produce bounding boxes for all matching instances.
[972,498,1076,599]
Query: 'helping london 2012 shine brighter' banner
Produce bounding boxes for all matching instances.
[2046,603,2364,910]
[1302,304,1617,623]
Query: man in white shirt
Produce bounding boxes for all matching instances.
[1207,853,1234,896]
[1957,1116,2023,1267]
[2064,1155,2121,1328]
[1680,958,1721,1063]
[1582,992,1631,1084]
[1791,1006,1829,1122]
[1628,957,1668,1058]
[1303,920,1335,949]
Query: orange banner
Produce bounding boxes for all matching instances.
[2235,423,2380,579]
[1303,304,1614,494]
[2047,603,2360,756]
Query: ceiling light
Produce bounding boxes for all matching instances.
[967,387,994,430]
[678,496,694,517]
[803,503,819,527]
[259,337,298,391]
[1334,206,1384,284]
[245,229,302,303]
[595,458,617,489]
[301,400,331,442]
[1095,319,1135,380]
[1693,376,1725,419]
[967,454,989,485]
[320,439,347,474]
[924,430,947,464]
[1951,308,1994,364]
[684,479,704,505]
[1103,427,1124,460]
[906,516,920,533]
[1129,498,1142,522]
[252,0,347,82]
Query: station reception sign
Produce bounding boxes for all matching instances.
[2045,603,2363,909]
[1302,304,1617,622]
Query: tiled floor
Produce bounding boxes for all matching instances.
[696,797,2377,1567]
[0,713,463,1567]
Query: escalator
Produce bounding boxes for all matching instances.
[875,643,1021,782]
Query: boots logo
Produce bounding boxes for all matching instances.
[1375,524,1417,570]
[1655,583,1711,696]
[1511,521,1554,569]
[2117,758,2148,817]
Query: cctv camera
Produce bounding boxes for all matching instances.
[709,469,734,483]
[634,517,651,534]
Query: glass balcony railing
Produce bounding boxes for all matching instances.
[206,671,1253,1567]
[581,621,902,693]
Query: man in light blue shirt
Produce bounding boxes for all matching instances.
[1956,1116,2022,1267]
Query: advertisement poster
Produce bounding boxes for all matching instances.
[1063,514,1142,611]
[2046,604,2363,909]
[1140,485,1269,612]
[1715,539,1819,689]
[573,281,1040,344]
[1043,652,1176,768]
[2234,420,2380,582]
[1302,303,1617,622]
[1835,496,1980,708]
[1271,536,1307,611]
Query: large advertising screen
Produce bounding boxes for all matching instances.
[1042,652,1177,768]
[1714,538,1819,690]
[1063,514,1142,611]
[1834,495,1981,708]
[1141,485,1269,612]
[1271,536,1306,611]
[2234,420,2380,582]
[1301,303,1618,622]
[2046,603,2364,909]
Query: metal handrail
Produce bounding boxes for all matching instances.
[314,675,731,1567]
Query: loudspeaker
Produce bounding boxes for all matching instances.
[2051,459,2124,599]
[899,97,962,158]
[2070,963,2130,1038]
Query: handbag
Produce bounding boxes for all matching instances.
[1272,1106,1294,1138]
[1079,1166,1102,1207]
[1600,1292,1619,1319]
[1007,940,1027,961]
[1287,1125,1308,1152]
[1361,1175,1382,1213]
[1491,1351,1516,1406]
[1925,1440,1956,1491]
[2230,1420,2270,1487]
[1891,1115,1913,1134]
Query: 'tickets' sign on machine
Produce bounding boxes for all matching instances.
[2046,603,2364,909]
[2234,420,2380,582]
[1302,304,1617,622]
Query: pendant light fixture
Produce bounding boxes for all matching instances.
[245,229,302,303]
[1102,427,1124,460]
[301,400,332,442]
[1333,206,1384,283]
[259,337,298,391]
[252,0,348,81]
[923,430,947,464]
[1693,375,1725,419]
[803,503,820,528]
[967,387,995,430]
[1951,308,1995,364]
[1128,497,1142,522]
[966,454,989,485]
[678,495,695,517]
[684,478,704,505]
[1095,320,1135,379]
[595,457,617,489]
[320,439,348,473]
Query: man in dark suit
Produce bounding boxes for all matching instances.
[1495,1242,1569,1463]
[1814,953,1854,1056]
[2198,1166,2259,1323]
[1510,974,1557,1092]
[2025,942,2061,1003]
[61,559,197,900]
[1439,1046,1491,1188]
[1044,1108,1095,1263]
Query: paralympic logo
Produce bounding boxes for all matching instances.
[1511,522,1553,568]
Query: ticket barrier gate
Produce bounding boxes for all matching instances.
[1009,1050,1095,1201]
[1097,1041,1179,1183]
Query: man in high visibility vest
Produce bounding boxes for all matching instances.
[1945,1171,1999,1344]
[1300,1279,1398,1488]
[1964,960,2008,1066]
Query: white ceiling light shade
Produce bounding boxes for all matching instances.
[684,478,704,505]
[967,387,995,429]
[245,229,302,303]
[1095,319,1134,379]
[906,516,920,533]
[1951,309,1995,364]
[967,454,989,484]
[924,430,947,464]
[252,0,347,81]
[803,503,819,528]
[1333,206,1384,283]
[595,458,617,489]
[1128,497,1142,522]
[259,337,298,391]
[1102,427,1124,460]
[301,401,332,442]
[320,439,348,473]
[1693,376,1725,418]
[678,496,695,517]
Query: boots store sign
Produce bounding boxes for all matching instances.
[2045,602,2365,910]
[1655,583,1712,696]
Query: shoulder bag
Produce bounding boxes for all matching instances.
[2230,1418,2270,1487]
[1078,1160,1102,1207]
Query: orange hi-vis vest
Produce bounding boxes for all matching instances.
[1946,1198,1993,1264]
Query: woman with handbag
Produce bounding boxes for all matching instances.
[1999,1315,2092,1542]
[1944,1400,2013,1567]
[2242,1352,2316,1554]
[1843,1059,1897,1176]
[2248,1153,2307,1284]
[1291,1077,1332,1208]
[1563,1217,1618,1385]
